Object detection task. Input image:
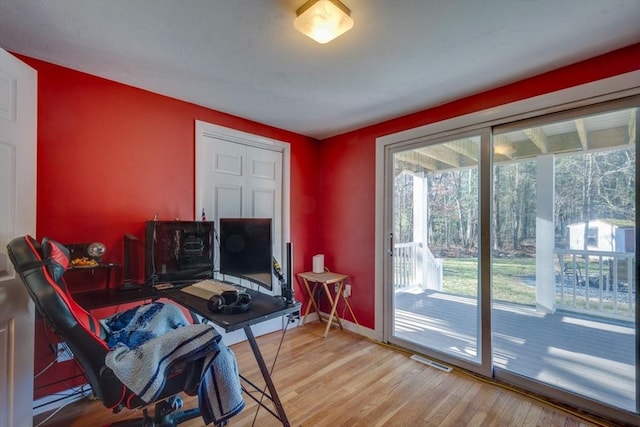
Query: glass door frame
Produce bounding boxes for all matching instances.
[382,127,493,378]
[377,93,639,425]
[489,96,640,423]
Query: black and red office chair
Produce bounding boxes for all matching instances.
[6,235,209,426]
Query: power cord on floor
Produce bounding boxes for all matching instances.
[34,384,90,427]
[34,356,58,380]
[34,398,75,427]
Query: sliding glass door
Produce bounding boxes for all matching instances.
[491,103,637,414]
[386,130,491,375]
[383,97,638,422]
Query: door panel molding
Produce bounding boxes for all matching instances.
[195,120,290,341]
[0,47,37,427]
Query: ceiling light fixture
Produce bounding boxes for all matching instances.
[294,0,354,44]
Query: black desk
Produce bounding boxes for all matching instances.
[165,288,297,332]
[67,262,119,289]
[72,286,157,310]
[73,285,298,426]
[164,288,299,426]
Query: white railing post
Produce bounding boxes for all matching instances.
[393,242,443,291]
[554,248,635,320]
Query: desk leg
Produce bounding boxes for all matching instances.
[244,326,290,427]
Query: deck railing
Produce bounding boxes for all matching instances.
[393,242,442,290]
[393,242,635,319]
[555,249,636,319]
[393,242,418,288]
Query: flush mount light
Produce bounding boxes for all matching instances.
[294,0,354,44]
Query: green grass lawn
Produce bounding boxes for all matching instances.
[438,257,634,315]
[442,257,537,305]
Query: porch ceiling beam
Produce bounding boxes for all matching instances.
[444,139,479,162]
[393,166,408,179]
[575,118,588,150]
[585,126,629,150]
[523,127,548,153]
[395,150,437,171]
[394,160,430,175]
[417,145,461,168]
[493,134,515,160]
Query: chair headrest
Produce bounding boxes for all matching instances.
[41,237,70,281]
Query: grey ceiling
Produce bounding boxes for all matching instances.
[1,0,639,139]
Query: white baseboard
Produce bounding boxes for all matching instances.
[33,385,91,415]
[302,311,380,341]
[341,317,381,341]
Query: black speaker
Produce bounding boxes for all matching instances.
[281,242,295,304]
[207,290,252,314]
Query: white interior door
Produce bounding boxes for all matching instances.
[0,48,37,427]
[195,121,288,343]
[198,132,283,273]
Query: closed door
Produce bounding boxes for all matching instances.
[195,121,288,342]
[0,48,37,427]
[197,132,283,276]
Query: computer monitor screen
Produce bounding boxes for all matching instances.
[219,217,272,291]
[145,220,215,284]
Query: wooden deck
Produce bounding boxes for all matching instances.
[394,288,636,412]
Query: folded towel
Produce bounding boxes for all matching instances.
[102,302,245,424]
[199,342,245,425]
[100,302,189,349]
[105,323,219,403]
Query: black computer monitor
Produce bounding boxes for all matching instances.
[219,218,273,291]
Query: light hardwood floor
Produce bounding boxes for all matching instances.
[34,322,611,427]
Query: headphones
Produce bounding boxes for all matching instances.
[207,290,252,314]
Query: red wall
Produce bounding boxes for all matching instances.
[18,42,640,399]
[318,43,640,329]
[18,55,322,399]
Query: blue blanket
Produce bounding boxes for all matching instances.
[101,302,244,425]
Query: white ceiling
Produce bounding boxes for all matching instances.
[1,0,639,139]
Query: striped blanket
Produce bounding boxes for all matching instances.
[101,302,244,425]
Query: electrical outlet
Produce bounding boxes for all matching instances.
[56,342,73,362]
[334,283,340,293]
[287,311,300,323]
[344,284,351,298]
